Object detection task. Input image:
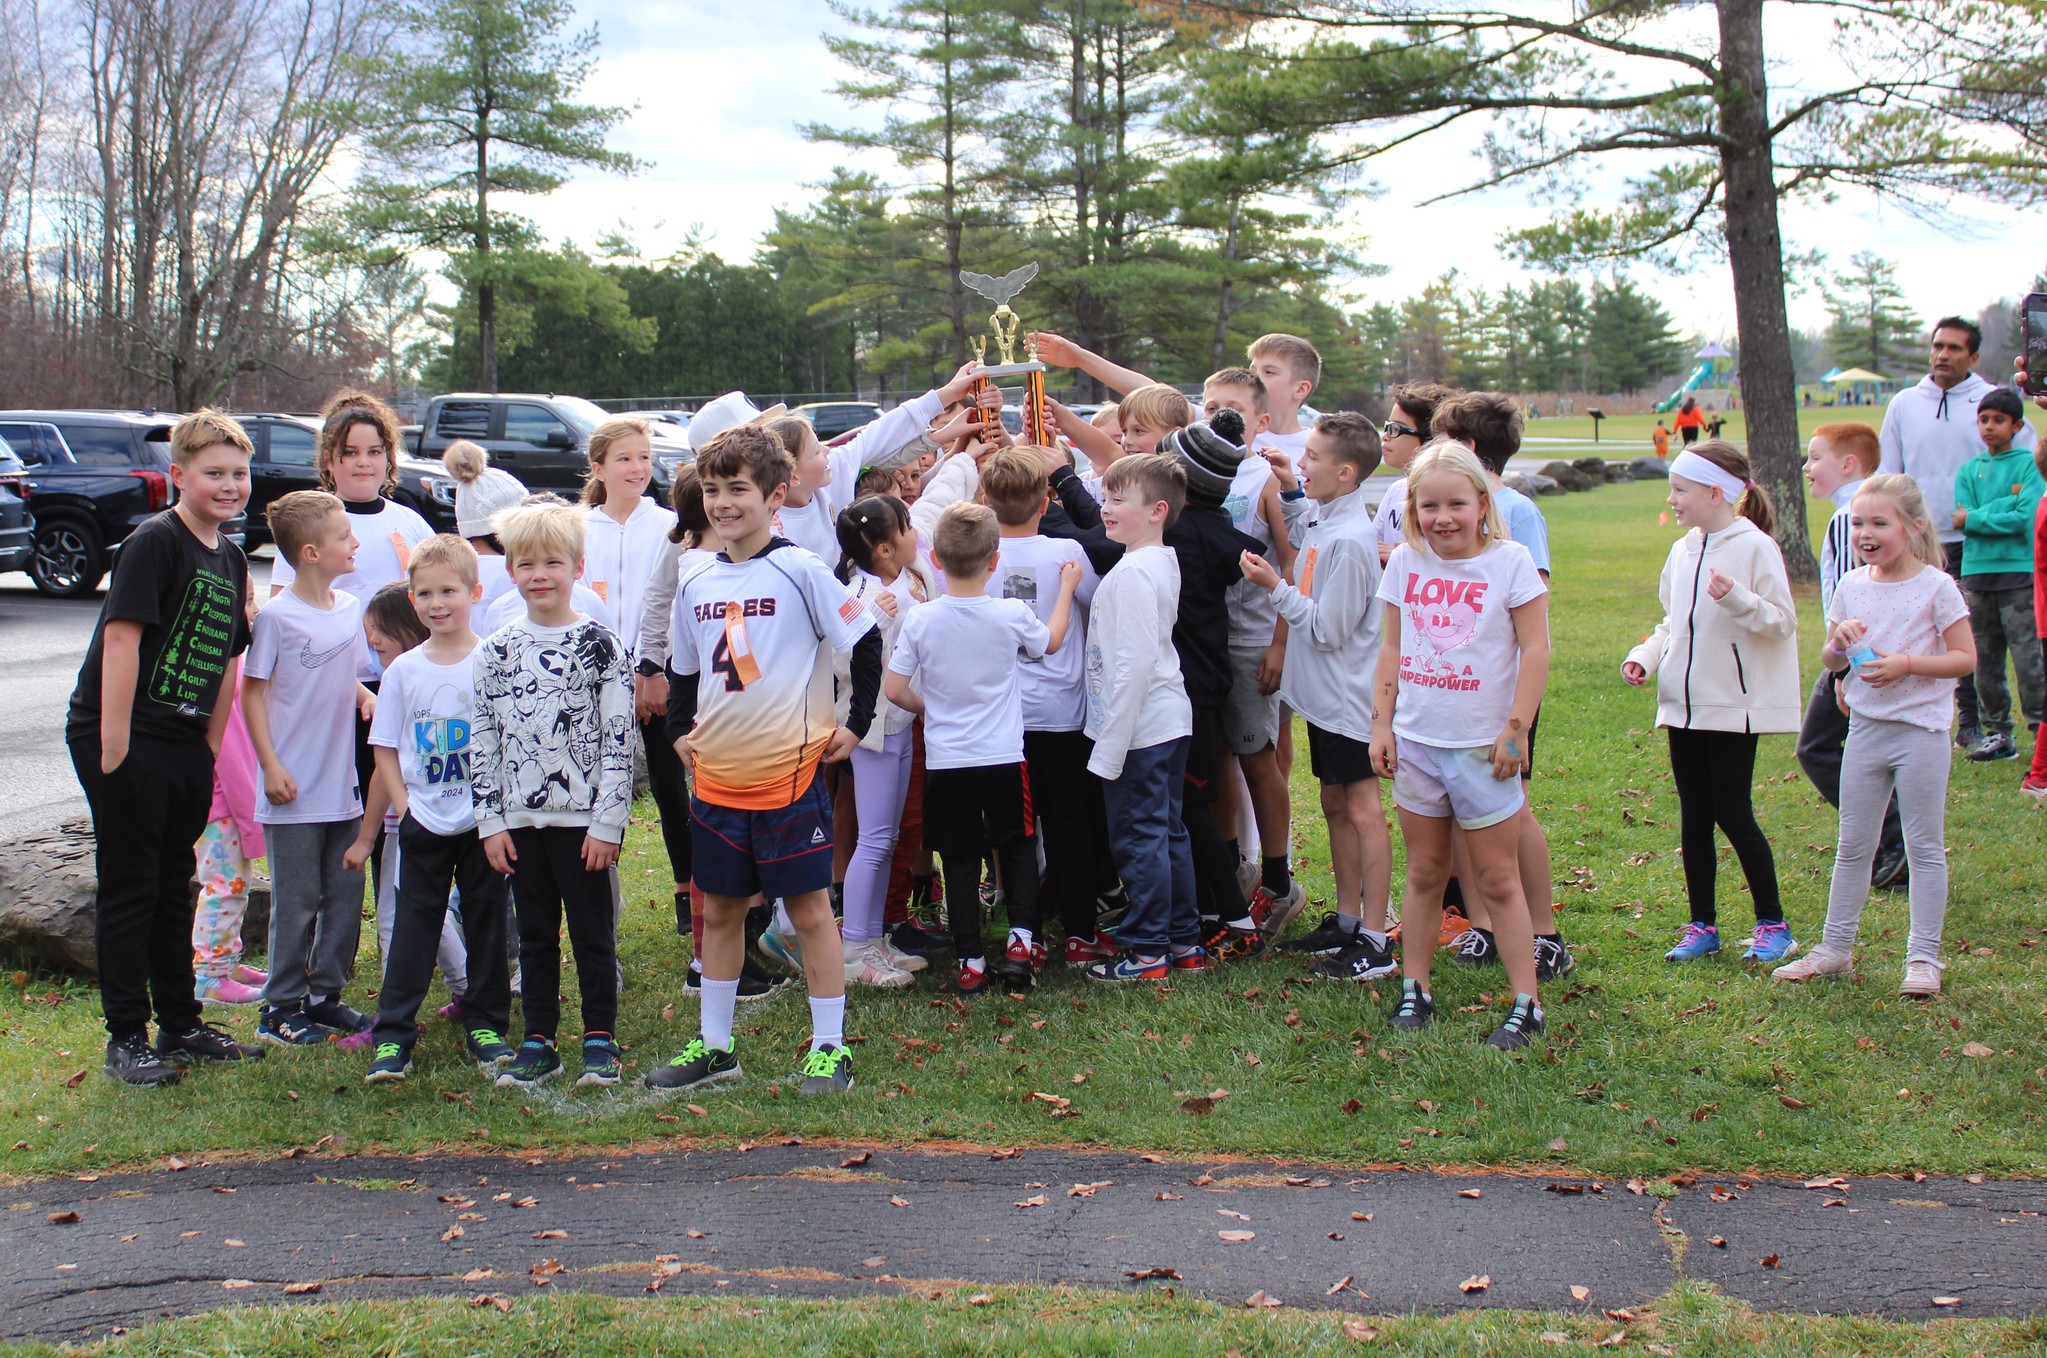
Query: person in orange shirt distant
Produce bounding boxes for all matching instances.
[1675,396,1705,446]
[1652,421,1671,458]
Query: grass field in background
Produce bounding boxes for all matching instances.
[4,1286,2042,1358]
[3,481,2045,1186]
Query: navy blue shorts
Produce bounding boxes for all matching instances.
[689,776,834,902]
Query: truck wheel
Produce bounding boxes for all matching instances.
[30,517,105,598]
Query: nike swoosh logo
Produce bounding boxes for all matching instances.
[300,636,356,669]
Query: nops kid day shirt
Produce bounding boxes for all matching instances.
[368,643,481,836]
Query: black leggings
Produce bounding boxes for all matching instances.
[640,713,692,886]
[1667,727,1781,927]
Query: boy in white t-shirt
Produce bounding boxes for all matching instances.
[975,449,1114,964]
[889,502,1080,994]
[362,535,516,1086]
[243,491,376,1048]
[1370,382,1453,563]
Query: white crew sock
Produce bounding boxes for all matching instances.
[701,978,739,1050]
[809,994,846,1050]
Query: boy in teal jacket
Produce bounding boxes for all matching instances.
[1953,387,2044,761]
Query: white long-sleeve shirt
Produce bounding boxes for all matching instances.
[779,390,948,565]
[1879,372,2037,546]
[583,497,677,660]
[1266,486,1383,743]
[1083,544,1191,780]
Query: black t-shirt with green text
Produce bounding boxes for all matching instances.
[67,510,251,743]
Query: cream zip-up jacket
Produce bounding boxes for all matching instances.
[1624,516,1801,734]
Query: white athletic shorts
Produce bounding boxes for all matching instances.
[1391,735,1524,831]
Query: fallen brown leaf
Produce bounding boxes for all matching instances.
[1328,1274,1354,1296]
[1351,1211,1373,1221]
[685,1104,708,1118]
[1570,1284,1590,1302]
[1779,1096,1809,1110]
[1342,1317,1381,1342]
[1761,1253,1782,1268]
[1218,1229,1257,1242]
[440,1225,464,1243]
[1068,1181,1113,1198]
[1155,1190,1182,1201]
[889,1195,910,1208]
[1963,1042,1995,1058]
[533,1229,568,1240]
[840,1151,872,1168]
[283,1281,323,1295]
[1933,1296,1961,1307]
[460,1268,494,1282]
[220,1279,255,1290]
[61,1068,86,1088]
[47,1211,79,1225]
[1459,1274,1490,1293]
[1547,1137,1569,1152]
[1244,1289,1283,1308]
[1125,1267,1181,1281]
[1604,1308,1638,1322]
[222,1238,245,1248]
[1028,1091,1071,1109]
[1180,1096,1216,1115]
[860,1256,886,1269]
[1459,1188,1483,1199]
[1014,1194,1047,1209]
[471,1293,513,1312]
[1708,1236,1728,1248]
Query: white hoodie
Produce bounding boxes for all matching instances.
[583,496,678,658]
[1878,372,2038,545]
[1624,516,1801,734]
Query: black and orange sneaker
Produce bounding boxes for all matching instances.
[1170,947,1208,973]
[1203,920,1266,964]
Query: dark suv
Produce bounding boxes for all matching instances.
[0,435,30,574]
[0,411,244,597]
[411,393,690,498]
[238,413,457,547]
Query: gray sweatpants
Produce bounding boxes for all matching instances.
[262,817,367,1007]
[1966,585,2044,738]
[1821,718,1949,964]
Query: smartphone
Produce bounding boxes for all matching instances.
[2025,292,2047,396]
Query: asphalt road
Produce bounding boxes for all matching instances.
[0,556,272,827]
[3,1145,2041,1342]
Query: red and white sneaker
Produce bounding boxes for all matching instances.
[2023,773,2047,802]
[1063,932,1120,964]
[999,938,1037,988]
[1247,881,1307,940]
[958,960,988,997]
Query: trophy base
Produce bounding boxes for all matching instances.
[977,361,1046,378]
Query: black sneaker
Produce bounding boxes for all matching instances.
[495,1038,562,1088]
[158,1021,264,1064]
[1094,887,1130,935]
[1533,935,1575,982]
[1486,996,1546,1050]
[578,1036,622,1087]
[104,1031,182,1086]
[738,957,785,1000]
[466,1027,516,1072]
[257,1004,326,1047]
[1280,912,1359,956]
[1451,927,1498,968]
[303,998,373,1036]
[1313,931,1398,981]
[1870,841,1909,891]
[645,1036,742,1090]
[682,961,703,996]
[1955,722,1985,753]
[1968,731,2020,762]
[797,1042,855,1095]
[1388,980,1436,1031]
[365,1041,411,1084]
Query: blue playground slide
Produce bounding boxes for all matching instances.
[1655,362,1713,414]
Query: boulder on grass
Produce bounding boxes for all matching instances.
[1630,455,1671,480]
[1572,456,1609,478]
[1603,461,1635,483]
[0,818,270,977]
[1526,474,1562,496]
[1538,461,1596,492]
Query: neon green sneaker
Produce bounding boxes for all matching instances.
[797,1042,854,1096]
[364,1041,411,1084]
[645,1036,741,1091]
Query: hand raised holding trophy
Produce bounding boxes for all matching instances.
[958,262,1050,447]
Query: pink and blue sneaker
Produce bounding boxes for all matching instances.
[1664,922,1722,962]
[1743,921,1796,963]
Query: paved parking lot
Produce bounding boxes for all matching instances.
[0,556,272,827]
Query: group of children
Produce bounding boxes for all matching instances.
[69,328,2027,1090]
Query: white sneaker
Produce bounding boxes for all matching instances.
[845,940,912,988]
[1901,958,1945,997]
[1235,858,1261,900]
[874,935,928,974]
[1771,948,1851,982]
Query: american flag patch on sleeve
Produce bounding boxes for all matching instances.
[838,596,865,624]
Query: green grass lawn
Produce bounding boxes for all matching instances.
[4,1285,2042,1358]
[1506,403,2045,452]
[4,481,2046,1185]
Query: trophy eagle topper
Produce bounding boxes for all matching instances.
[958,261,1050,444]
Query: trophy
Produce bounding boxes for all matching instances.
[960,262,1051,447]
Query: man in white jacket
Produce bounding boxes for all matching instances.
[1878,316,2039,746]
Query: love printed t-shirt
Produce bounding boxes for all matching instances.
[1828,563,1969,732]
[1377,539,1547,748]
[368,644,481,836]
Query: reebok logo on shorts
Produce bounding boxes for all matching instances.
[810,827,826,844]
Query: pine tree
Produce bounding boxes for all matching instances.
[1824,252,1920,379]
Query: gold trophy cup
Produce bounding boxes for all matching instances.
[960,262,1050,447]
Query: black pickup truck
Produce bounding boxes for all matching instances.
[410,393,690,498]
[0,410,245,597]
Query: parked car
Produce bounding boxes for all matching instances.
[638,409,692,437]
[238,413,457,546]
[0,434,31,574]
[791,401,882,440]
[0,410,244,598]
[410,393,689,498]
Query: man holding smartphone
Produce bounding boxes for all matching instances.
[1879,316,2038,751]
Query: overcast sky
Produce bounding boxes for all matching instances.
[525,0,2044,348]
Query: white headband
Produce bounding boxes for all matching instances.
[1670,449,1749,502]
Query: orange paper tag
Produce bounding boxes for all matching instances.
[591,580,609,604]
[1298,546,1318,596]
[723,602,763,688]
[390,531,412,573]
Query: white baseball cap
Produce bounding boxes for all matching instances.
[684,391,789,452]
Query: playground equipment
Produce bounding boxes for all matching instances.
[1655,341,1733,413]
